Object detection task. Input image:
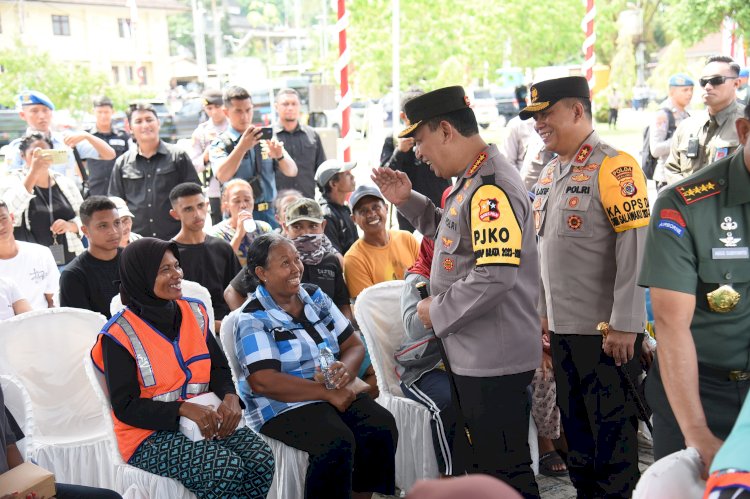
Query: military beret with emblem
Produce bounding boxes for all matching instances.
[519,76,590,120]
[17,90,55,111]
[668,74,694,87]
[399,85,471,138]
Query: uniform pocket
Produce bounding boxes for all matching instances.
[558,195,593,238]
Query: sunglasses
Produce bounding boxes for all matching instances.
[699,75,738,87]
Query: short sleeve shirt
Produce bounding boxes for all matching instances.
[235,283,354,430]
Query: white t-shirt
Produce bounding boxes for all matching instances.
[0,242,60,310]
[0,277,23,320]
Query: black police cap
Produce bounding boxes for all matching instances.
[399,85,471,138]
[519,76,591,120]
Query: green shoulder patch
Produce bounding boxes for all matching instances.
[676,180,721,205]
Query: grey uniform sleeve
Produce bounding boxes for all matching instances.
[537,274,547,319]
[609,226,647,333]
[401,274,433,342]
[502,126,523,170]
[649,110,671,159]
[396,191,442,237]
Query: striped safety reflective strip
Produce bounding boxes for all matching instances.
[187,301,205,334]
[153,388,181,402]
[186,383,209,396]
[115,316,156,387]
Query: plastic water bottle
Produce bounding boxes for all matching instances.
[319,346,336,389]
[242,217,256,233]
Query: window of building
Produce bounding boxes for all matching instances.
[117,18,131,38]
[126,66,134,82]
[111,66,120,84]
[52,15,70,36]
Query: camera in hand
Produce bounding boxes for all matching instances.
[259,127,273,140]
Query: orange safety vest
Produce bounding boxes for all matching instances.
[91,298,211,462]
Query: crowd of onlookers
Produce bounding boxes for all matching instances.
[0,54,748,499]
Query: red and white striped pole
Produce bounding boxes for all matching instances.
[581,0,596,96]
[336,0,352,161]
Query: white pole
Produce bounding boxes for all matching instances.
[391,0,400,138]
[191,0,208,83]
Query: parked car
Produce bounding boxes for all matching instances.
[0,109,27,147]
[492,87,521,126]
[173,98,207,139]
[467,88,499,128]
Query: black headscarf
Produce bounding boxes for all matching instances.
[119,238,182,338]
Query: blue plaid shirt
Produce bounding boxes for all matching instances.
[235,283,354,430]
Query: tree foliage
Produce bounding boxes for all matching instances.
[664,0,750,45]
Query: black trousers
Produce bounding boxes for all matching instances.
[646,356,750,460]
[453,370,539,499]
[551,333,643,499]
[260,394,397,499]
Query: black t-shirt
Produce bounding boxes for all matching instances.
[320,196,359,255]
[21,183,77,263]
[230,252,349,307]
[173,236,241,321]
[87,128,131,196]
[59,248,121,318]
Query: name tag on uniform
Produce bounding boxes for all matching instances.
[109,139,126,147]
[712,247,749,259]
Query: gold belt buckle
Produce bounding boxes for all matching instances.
[729,370,750,382]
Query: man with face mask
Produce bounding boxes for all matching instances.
[4,91,115,177]
[224,197,350,320]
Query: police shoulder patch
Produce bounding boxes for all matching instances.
[675,179,721,205]
[470,184,522,267]
[599,153,650,233]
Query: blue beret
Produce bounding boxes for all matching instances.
[17,91,55,111]
[668,74,694,87]
[740,68,749,78]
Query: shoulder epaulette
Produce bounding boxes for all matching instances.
[675,179,722,205]
[466,152,489,178]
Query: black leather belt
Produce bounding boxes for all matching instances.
[699,363,750,382]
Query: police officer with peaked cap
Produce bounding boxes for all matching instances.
[522,76,650,498]
[638,100,750,474]
[372,86,541,498]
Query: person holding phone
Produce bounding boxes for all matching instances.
[0,132,84,267]
[209,86,297,229]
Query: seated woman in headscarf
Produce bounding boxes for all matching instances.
[234,232,398,499]
[91,238,275,499]
[0,132,84,266]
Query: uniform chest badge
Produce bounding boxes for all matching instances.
[576,145,592,163]
[450,206,458,216]
[478,198,500,222]
[456,194,464,204]
[539,168,554,185]
[533,197,543,210]
[442,236,453,248]
[568,196,579,208]
[463,178,474,191]
[571,173,590,182]
[582,163,599,171]
[567,214,583,230]
[719,217,741,247]
[443,257,455,271]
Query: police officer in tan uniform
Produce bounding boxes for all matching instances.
[664,55,746,186]
[372,86,541,499]
[521,76,650,498]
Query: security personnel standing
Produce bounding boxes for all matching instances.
[522,76,649,498]
[372,86,541,499]
[650,74,694,189]
[638,101,750,473]
[87,96,131,196]
[664,56,746,185]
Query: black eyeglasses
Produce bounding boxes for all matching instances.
[699,75,738,87]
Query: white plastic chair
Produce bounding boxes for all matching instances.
[109,279,215,333]
[83,355,197,498]
[220,309,309,499]
[0,307,114,488]
[0,374,32,458]
[354,281,539,490]
[632,447,706,498]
